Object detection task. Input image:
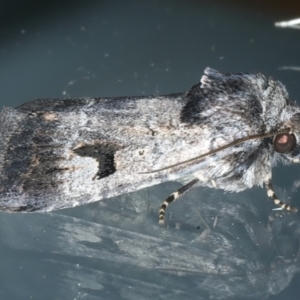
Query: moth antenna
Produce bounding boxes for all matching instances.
[139,127,291,174]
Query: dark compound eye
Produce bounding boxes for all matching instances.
[273,133,297,153]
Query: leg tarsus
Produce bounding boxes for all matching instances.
[264,179,298,212]
[159,178,199,225]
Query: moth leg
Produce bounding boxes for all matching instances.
[287,157,300,164]
[158,178,199,225]
[264,179,298,212]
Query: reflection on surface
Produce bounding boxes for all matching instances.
[0,180,299,299]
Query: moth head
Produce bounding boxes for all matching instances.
[274,113,300,162]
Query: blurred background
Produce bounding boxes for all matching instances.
[1,1,300,299]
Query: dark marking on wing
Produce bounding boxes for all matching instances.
[248,95,263,119]
[1,118,37,194]
[180,72,264,126]
[180,83,208,124]
[0,111,63,211]
[17,94,184,113]
[73,143,122,179]
[17,98,92,112]
[12,204,40,212]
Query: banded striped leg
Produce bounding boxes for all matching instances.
[264,179,298,212]
[158,178,199,224]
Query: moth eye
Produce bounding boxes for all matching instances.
[273,133,297,153]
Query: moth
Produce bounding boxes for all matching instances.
[0,68,299,224]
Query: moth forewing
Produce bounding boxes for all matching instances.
[0,93,199,211]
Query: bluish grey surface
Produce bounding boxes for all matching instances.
[1,1,300,299]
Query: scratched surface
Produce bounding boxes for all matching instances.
[1,0,300,299]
